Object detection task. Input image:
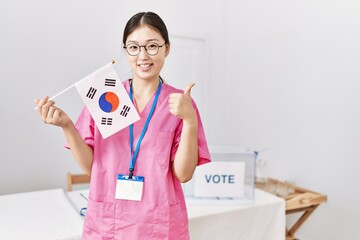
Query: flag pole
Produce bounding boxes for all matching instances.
[34,83,76,110]
[34,60,116,110]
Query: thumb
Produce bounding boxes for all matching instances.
[184,83,195,96]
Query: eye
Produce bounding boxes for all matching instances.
[127,44,139,51]
[146,43,158,50]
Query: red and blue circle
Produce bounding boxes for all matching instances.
[98,92,120,113]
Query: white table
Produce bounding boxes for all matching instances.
[67,188,286,240]
[0,188,285,240]
[0,189,83,240]
[187,189,285,240]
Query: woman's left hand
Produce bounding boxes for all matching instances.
[168,83,197,123]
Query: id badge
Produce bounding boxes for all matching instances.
[115,174,144,201]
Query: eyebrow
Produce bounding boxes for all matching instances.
[126,39,160,44]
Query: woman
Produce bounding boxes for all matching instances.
[35,12,211,239]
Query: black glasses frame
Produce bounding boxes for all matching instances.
[123,42,166,56]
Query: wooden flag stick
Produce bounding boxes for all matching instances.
[47,83,76,101]
[34,82,76,110]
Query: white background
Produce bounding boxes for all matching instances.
[0,0,359,239]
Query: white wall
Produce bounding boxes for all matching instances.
[223,1,360,239]
[1,0,359,239]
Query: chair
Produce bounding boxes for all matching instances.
[67,172,91,191]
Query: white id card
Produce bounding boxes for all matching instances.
[115,174,144,201]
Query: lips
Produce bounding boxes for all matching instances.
[138,63,153,71]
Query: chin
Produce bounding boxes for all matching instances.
[136,73,158,81]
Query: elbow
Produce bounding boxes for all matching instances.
[172,158,197,183]
[177,174,193,183]
[82,164,92,176]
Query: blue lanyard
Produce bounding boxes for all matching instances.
[128,80,162,178]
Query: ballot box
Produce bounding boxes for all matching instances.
[183,147,256,205]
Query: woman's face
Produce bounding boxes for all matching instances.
[125,25,169,82]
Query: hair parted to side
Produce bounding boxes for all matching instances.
[122,12,170,46]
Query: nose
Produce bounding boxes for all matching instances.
[138,46,149,59]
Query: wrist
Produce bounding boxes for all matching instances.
[62,121,76,133]
[183,115,198,128]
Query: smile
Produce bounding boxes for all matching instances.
[138,63,153,71]
[138,63,153,67]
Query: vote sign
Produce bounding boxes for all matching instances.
[194,162,245,198]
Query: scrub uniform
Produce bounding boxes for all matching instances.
[72,80,211,240]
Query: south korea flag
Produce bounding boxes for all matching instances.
[75,62,140,138]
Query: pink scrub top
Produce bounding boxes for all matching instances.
[71,80,211,240]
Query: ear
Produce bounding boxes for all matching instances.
[165,43,170,57]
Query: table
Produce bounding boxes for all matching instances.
[0,189,83,240]
[187,189,285,240]
[68,188,286,240]
[0,188,285,240]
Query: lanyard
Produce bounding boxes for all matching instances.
[128,80,162,178]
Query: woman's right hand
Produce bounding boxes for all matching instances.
[34,96,73,129]
[35,96,93,174]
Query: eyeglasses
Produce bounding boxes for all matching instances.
[123,42,166,56]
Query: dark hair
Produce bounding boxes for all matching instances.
[122,12,170,46]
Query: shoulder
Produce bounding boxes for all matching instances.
[162,82,198,106]
[161,82,183,95]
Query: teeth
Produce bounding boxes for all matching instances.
[139,64,151,67]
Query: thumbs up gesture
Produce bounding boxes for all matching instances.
[169,83,197,123]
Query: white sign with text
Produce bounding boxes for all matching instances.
[194,162,245,198]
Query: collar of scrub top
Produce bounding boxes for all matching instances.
[129,79,162,178]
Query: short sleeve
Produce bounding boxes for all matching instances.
[170,100,211,166]
[64,107,95,149]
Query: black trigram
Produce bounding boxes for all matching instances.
[120,105,130,117]
[86,87,97,99]
[105,79,116,87]
[101,117,113,125]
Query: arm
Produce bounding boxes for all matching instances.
[62,123,93,175]
[172,118,198,183]
[34,97,93,175]
[169,84,199,183]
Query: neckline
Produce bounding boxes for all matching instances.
[129,79,163,116]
